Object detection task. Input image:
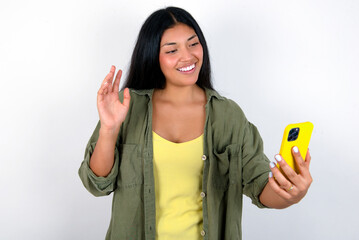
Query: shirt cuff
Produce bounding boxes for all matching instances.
[250,170,271,209]
[79,141,119,195]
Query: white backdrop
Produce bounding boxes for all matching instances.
[1,0,358,239]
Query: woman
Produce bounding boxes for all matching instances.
[79,6,312,240]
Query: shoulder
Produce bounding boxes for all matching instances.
[118,89,153,126]
[118,88,154,111]
[119,88,153,101]
[206,89,248,124]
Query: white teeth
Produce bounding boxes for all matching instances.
[178,64,195,72]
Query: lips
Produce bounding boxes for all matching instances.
[177,63,195,72]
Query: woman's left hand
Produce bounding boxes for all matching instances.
[268,147,313,205]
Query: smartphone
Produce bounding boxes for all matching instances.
[278,122,314,174]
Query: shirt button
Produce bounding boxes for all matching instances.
[200,192,206,198]
[201,155,207,161]
[201,230,206,236]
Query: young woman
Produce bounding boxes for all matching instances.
[79,6,313,240]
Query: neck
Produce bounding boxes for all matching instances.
[154,84,206,105]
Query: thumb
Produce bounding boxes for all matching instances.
[122,88,131,108]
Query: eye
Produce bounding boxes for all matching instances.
[190,42,199,47]
[165,49,177,54]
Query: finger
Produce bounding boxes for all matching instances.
[102,65,115,85]
[97,83,108,102]
[268,172,292,199]
[292,147,309,176]
[98,77,110,95]
[274,154,299,183]
[106,65,116,92]
[113,69,122,93]
[99,66,115,95]
[270,160,295,191]
[122,88,131,108]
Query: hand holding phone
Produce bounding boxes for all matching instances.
[263,122,314,207]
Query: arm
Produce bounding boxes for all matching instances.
[241,122,272,208]
[78,66,131,197]
[259,147,313,208]
[89,128,119,177]
[89,66,131,177]
[78,122,121,196]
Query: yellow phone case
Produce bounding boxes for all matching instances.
[278,122,314,174]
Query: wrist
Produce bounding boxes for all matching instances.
[99,126,121,140]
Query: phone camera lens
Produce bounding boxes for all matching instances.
[288,128,300,141]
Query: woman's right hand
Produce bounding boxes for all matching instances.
[97,65,131,135]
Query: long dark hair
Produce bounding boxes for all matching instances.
[122,7,213,90]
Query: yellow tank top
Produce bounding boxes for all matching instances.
[152,131,204,239]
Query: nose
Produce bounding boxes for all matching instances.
[180,47,193,62]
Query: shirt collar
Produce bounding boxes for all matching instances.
[205,88,225,102]
[130,88,154,97]
[130,88,224,101]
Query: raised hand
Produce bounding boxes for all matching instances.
[97,65,131,134]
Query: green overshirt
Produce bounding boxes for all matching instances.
[78,88,271,240]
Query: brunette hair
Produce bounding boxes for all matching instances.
[122,6,213,90]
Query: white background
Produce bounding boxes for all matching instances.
[1,0,358,239]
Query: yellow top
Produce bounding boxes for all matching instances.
[152,131,204,240]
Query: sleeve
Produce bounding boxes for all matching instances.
[241,121,271,208]
[78,121,120,197]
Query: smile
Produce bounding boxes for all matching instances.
[177,63,195,72]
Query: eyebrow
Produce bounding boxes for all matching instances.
[161,34,198,47]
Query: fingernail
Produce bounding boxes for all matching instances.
[275,155,282,162]
[293,146,299,153]
[269,172,273,178]
[269,162,276,168]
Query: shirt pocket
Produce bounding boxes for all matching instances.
[117,144,143,188]
[212,144,239,189]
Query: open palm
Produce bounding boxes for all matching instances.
[97,66,131,133]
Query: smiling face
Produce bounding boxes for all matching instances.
[159,23,203,88]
